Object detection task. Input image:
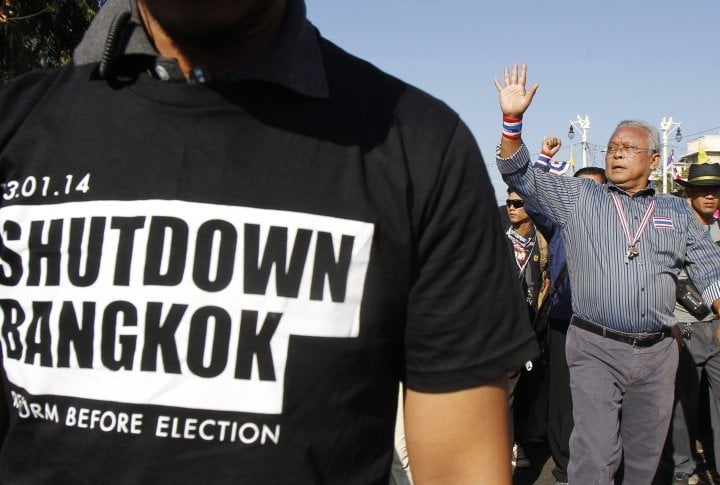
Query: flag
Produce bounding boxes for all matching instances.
[667,148,680,179]
[548,159,571,176]
[533,152,551,170]
[653,216,674,229]
[698,143,708,164]
[569,147,575,171]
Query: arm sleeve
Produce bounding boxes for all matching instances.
[404,121,539,393]
[683,209,720,306]
[523,201,556,242]
[496,144,586,228]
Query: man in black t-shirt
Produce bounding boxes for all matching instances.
[0,1,538,482]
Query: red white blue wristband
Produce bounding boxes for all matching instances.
[502,115,522,140]
[535,149,554,166]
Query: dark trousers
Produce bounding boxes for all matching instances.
[512,358,547,445]
[567,324,678,485]
[664,320,720,475]
[509,307,549,449]
[547,318,573,482]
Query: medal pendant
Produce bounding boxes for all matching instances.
[627,246,639,260]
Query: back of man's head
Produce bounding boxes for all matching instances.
[574,166,607,184]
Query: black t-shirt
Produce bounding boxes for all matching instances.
[0,39,537,483]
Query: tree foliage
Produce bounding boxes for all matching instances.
[1,0,100,80]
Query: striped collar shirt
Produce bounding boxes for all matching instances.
[497,144,720,333]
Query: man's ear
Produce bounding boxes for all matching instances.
[650,152,661,170]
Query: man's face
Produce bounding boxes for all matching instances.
[687,185,720,220]
[506,192,530,225]
[139,0,278,50]
[604,125,660,193]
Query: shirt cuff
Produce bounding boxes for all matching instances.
[495,144,531,175]
[701,281,720,311]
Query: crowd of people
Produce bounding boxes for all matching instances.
[0,2,718,484]
[495,64,720,485]
[498,142,720,485]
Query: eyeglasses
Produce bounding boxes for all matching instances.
[506,199,524,209]
[602,144,657,158]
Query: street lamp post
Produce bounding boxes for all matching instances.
[659,117,682,194]
[568,115,591,168]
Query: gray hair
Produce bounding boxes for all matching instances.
[615,120,661,153]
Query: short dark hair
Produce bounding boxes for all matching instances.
[574,166,607,182]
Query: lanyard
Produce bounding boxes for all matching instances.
[609,193,656,261]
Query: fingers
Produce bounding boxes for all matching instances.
[493,78,503,93]
[497,63,530,88]
[527,82,539,99]
[544,137,561,146]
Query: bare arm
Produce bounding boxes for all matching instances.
[404,377,511,484]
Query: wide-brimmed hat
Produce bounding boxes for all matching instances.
[676,163,720,187]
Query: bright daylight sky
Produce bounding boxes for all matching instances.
[304,0,720,203]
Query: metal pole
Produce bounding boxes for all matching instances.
[661,128,669,194]
[569,115,590,168]
[659,117,681,194]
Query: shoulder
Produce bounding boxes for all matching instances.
[317,34,482,203]
[318,36,461,142]
[655,193,694,217]
[656,193,687,206]
[0,65,95,144]
[0,65,89,103]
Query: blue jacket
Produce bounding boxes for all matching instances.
[524,203,572,322]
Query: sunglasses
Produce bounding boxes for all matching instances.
[506,199,524,209]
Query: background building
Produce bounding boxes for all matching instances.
[652,134,720,193]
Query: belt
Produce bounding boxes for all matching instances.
[570,315,672,348]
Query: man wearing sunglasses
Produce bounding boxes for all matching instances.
[494,64,720,484]
[505,191,545,314]
[503,188,547,470]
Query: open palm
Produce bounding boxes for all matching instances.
[494,63,538,118]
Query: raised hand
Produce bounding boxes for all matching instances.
[542,137,562,157]
[494,63,538,119]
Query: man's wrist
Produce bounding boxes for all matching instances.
[502,115,522,141]
[712,303,720,319]
[536,152,551,168]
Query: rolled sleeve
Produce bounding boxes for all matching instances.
[495,144,531,175]
[702,281,720,309]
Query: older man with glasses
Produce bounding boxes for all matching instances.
[494,64,720,485]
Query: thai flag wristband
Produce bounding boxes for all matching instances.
[502,115,522,140]
[536,151,552,168]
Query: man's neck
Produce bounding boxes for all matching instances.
[511,221,533,238]
[696,210,716,226]
[137,0,288,78]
